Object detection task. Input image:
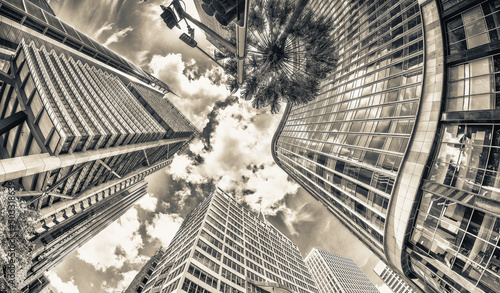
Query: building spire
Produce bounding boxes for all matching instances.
[258,202,266,222]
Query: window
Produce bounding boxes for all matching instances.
[193,250,220,274]
[187,265,218,288]
[219,281,243,293]
[181,278,211,293]
[221,268,245,287]
[223,257,245,275]
[447,4,500,54]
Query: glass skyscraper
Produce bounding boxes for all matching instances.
[138,188,318,293]
[0,0,199,291]
[272,0,500,292]
[305,248,379,293]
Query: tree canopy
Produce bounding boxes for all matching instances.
[0,186,40,291]
[220,0,337,113]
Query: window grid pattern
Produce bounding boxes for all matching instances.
[274,0,424,247]
[446,2,500,55]
[0,0,171,90]
[410,125,500,293]
[447,55,500,111]
[141,189,318,293]
[305,248,379,293]
[0,39,198,210]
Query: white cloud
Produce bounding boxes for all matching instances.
[169,153,207,185]
[94,22,113,39]
[168,101,300,215]
[135,193,158,212]
[76,208,144,271]
[148,54,229,129]
[47,272,79,293]
[281,205,314,236]
[103,26,134,46]
[146,213,184,247]
[148,53,299,215]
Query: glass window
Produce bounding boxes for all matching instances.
[470,58,490,76]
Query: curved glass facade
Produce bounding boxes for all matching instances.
[272,0,500,292]
[273,0,424,252]
[407,1,500,292]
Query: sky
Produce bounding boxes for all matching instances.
[43,0,391,292]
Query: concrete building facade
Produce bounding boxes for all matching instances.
[0,0,199,291]
[124,248,165,293]
[139,188,318,293]
[374,260,417,293]
[305,248,379,293]
[271,0,500,292]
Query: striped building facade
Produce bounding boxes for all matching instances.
[272,0,500,292]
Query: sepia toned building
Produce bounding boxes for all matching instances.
[124,248,165,293]
[0,0,199,291]
[305,248,378,293]
[374,260,417,293]
[138,188,318,293]
[272,0,500,292]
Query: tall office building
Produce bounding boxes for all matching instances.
[137,188,318,293]
[374,260,417,293]
[124,248,165,293]
[271,0,500,292]
[305,248,378,293]
[0,0,199,291]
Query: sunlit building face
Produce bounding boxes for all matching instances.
[273,0,424,253]
[272,0,500,292]
[140,188,319,293]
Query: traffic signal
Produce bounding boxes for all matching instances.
[160,5,180,29]
[201,0,245,26]
[201,0,215,16]
[179,33,197,48]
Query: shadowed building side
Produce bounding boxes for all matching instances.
[0,1,200,291]
[124,248,165,293]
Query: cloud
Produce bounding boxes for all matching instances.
[148,54,230,129]
[103,26,134,46]
[146,212,184,247]
[94,22,113,39]
[281,204,315,236]
[135,193,158,212]
[167,100,299,215]
[76,208,144,271]
[168,153,208,185]
[47,272,79,293]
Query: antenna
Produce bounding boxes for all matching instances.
[258,201,266,222]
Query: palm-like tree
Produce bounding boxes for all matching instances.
[219,0,337,113]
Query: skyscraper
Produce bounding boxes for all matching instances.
[137,188,318,293]
[272,0,500,292]
[374,260,417,293]
[124,248,165,293]
[305,248,379,293]
[0,0,199,291]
